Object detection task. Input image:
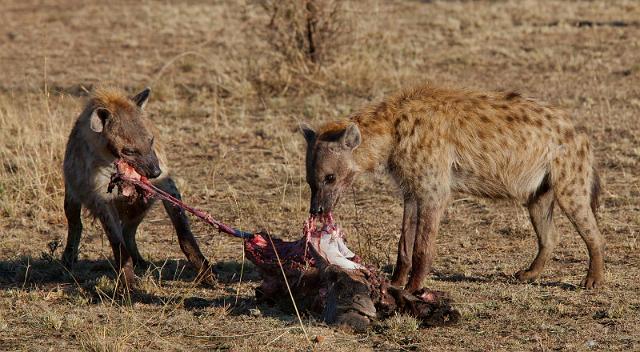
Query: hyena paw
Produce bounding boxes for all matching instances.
[120,267,138,290]
[61,251,77,269]
[581,275,604,289]
[389,277,407,289]
[196,268,217,286]
[515,269,540,282]
[133,258,151,270]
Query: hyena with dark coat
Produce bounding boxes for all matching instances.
[62,87,214,287]
[302,84,604,291]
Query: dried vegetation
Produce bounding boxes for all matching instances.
[0,0,639,351]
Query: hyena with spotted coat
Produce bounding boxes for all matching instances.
[62,87,214,287]
[302,84,604,291]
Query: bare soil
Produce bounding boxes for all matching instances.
[0,0,638,351]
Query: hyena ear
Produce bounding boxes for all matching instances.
[89,108,110,133]
[341,123,361,150]
[131,87,151,109]
[300,122,316,144]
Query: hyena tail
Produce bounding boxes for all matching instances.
[590,167,601,217]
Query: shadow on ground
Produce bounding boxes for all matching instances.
[0,254,259,296]
[0,253,264,284]
[182,293,313,324]
[0,255,196,287]
[0,255,308,323]
[432,271,578,291]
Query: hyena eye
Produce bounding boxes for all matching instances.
[324,174,336,185]
[121,148,137,156]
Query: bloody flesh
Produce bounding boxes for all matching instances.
[245,224,460,330]
[109,160,460,330]
[108,160,253,239]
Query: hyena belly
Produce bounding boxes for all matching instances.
[450,145,556,202]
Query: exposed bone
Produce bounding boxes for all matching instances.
[304,217,364,270]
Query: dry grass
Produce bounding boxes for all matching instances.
[257,0,351,67]
[1,0,639,351]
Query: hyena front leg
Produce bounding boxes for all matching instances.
[406,196,448,292]
[62,190,83,268]
[155,177,215,285]
[516,187,559,282]
[390,195,418,287]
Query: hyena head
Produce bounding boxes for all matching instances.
[301,122,361,215]
[88,87,162,179]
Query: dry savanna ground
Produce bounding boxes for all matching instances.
[1,0,639,351]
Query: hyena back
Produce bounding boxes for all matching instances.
[302,84,604,290]
[63,87,214,287]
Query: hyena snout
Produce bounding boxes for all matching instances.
[147,163,162,179]
[130,151,161,179]
[309,189,340,215]
[310,204,325,215]
[309,193,324,215]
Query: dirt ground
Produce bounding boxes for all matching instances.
[1,0,639,351]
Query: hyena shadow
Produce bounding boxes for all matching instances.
[431,271,578,291]
[338,264,578,291]
[0,255,193,285]
[0,256,261,304]
[159,262,303,324]
[181,292,313,324]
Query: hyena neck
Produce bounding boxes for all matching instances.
[351,113,394,174]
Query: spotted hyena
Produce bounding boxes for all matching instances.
[301,84,604,291]
[62,87,214,287]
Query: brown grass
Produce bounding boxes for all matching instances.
[257,0,351,67]
[1,0,639,351]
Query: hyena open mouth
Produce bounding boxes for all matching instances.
[109,160,460,331]
[108,159,145,198]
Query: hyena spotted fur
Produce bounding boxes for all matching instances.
[302,84,604,291]
[62,87,214,287]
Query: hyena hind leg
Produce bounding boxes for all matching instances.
[100,215,136,288]
[516,187,559,282]
[555,189,604,289]
[62,190,83,268]
[122,218,150,269]
[553,140,604,289]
